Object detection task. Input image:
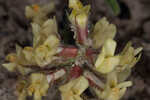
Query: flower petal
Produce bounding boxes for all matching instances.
[96,56,120,74]
[91,17,116,49]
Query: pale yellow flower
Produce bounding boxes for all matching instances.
[68,0,90,28]
[94,72,132,100]
[2,63,17,72]
[27,73,49,100]
[3,17,60,73]
[3,45,33,75]
[119,42,142,70]
[15,45,34,65]
[116,42,142,82]
[2,62,32,75]
[25,3,54,25]
[91,17,116,49]
[32,18,58,48]
[76,13,88,29]
[23,47,36,64]
[69,0,83,10]
[3,53,18,71]
[95,39,120,74]
[16,73,49,100]
[59,76,89,100]
[34,35,59,67]
[42,18,58,36]
[31,18,60,67]
[95,39,142,74]
[69,5,90,27]
[16,80,28,100]
[104,77,132,100]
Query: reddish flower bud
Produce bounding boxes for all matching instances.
[86,48,94,64]
[70,65,83,79]
[58,47,78,58]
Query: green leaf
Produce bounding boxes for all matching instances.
[105,0,120,16]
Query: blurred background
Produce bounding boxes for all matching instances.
[0,0,150,100]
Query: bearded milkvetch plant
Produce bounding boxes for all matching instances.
[2,0,142,100]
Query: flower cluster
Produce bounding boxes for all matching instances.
[2,0,142,100]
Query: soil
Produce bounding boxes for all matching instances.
[0,0,150,100]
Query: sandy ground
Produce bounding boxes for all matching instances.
[0,0,150,100]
